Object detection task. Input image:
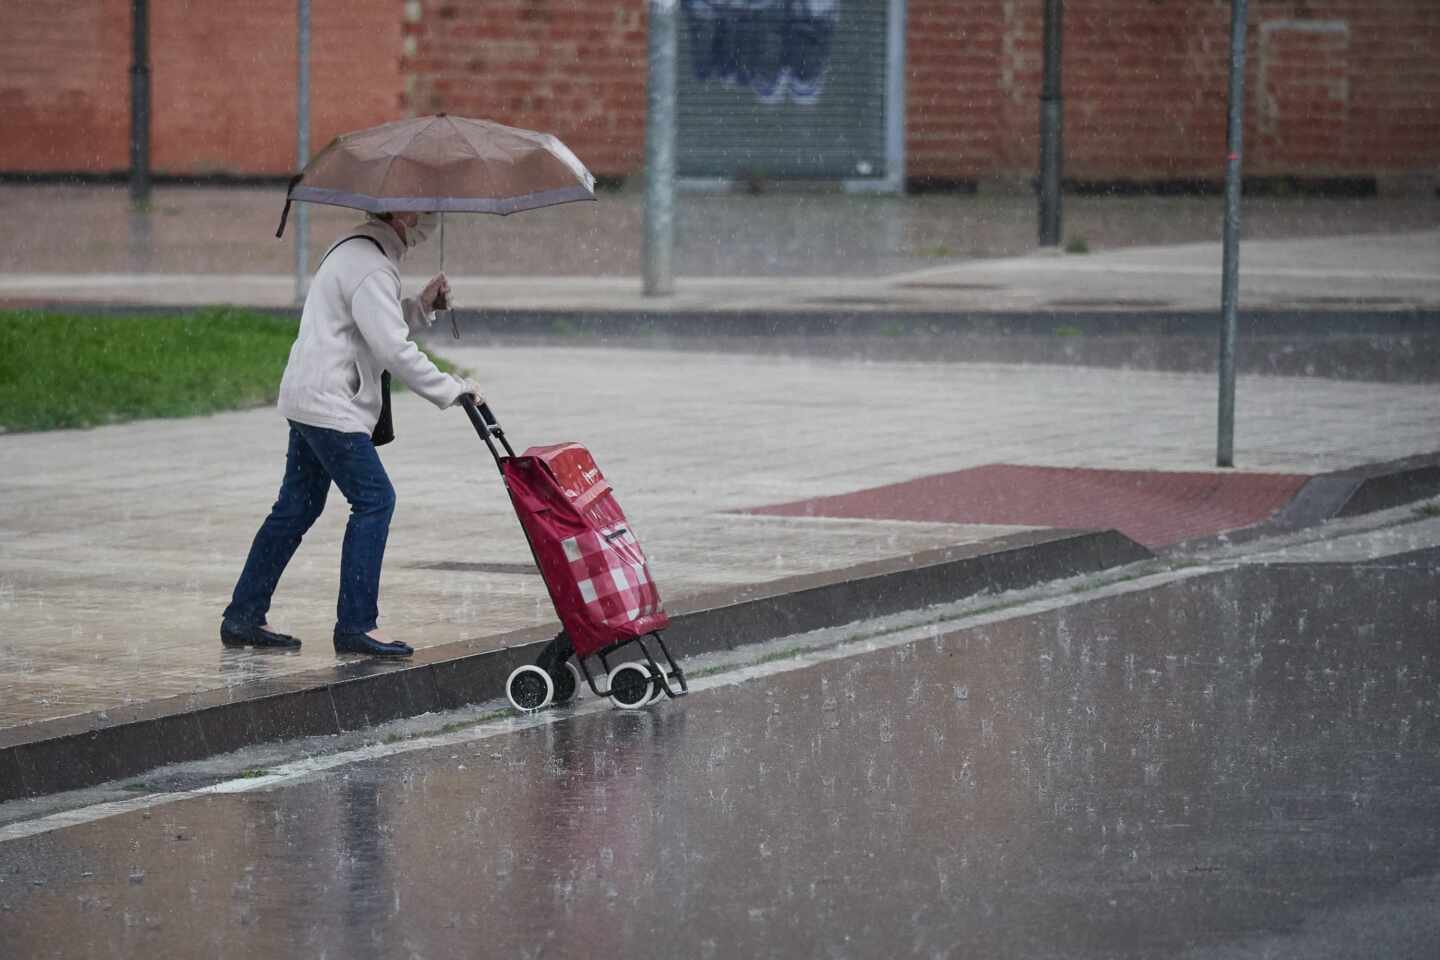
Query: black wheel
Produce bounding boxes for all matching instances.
[506,665,554,712]
[550,660,580,704]
[608,662,654,710]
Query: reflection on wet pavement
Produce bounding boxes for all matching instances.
[2,559,1437,957]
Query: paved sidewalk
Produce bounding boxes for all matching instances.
[0,184,1436,312]
[4,184,1436,277]
[1,185,1437,786]
[3,230,1437,314]
[2,345,1438,737]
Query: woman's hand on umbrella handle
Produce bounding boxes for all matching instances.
[421,273,450,313]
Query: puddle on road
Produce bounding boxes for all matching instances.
[1,559,1437,958]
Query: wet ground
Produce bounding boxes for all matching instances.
[3,184,1435,277]
[1,548,1437,958]
[8,344,1437,737]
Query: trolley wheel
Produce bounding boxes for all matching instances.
[506,664,554,712]
[608,662,655,710]
[645,667,665,705]
[550,661,582,704]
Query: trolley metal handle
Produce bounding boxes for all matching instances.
[459,394,515,471]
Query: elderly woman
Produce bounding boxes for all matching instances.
[221,211,481,657]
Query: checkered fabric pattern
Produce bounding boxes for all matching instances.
[560,522,663,627]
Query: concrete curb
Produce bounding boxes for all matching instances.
[449,307,1440,337]
[1260,451,1440,531]
[1161,451,1440,556]
[15,303,1434,382]
[0,528,1149,803]
[18,302,1440,336]
[451,310,1440,383]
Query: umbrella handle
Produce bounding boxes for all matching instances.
[440,212,461,339]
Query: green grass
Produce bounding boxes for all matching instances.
[1415,502,1440,519]
[0,309,461,433]
[1064,235,1091,254]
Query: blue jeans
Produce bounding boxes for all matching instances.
[225,421,396,635]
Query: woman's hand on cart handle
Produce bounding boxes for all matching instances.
[459,392,510,466]
[456,387,498,426]
[455,379,485,407]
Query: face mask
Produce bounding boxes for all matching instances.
[405,212,439,249]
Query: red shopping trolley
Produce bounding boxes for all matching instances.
[461,396,688,711]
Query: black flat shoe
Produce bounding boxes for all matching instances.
[333,631,414,657]
[221,619,301,649]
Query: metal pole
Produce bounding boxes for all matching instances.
[643,0,677,296]
[1038,0,1063,247]
[128,0,151,206]
[1217,0,1248,468]
[294,0,311,305]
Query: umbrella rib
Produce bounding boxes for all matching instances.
[450,118,489,162]
[451,119,507,201]
[376,115,445,203]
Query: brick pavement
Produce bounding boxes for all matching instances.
[748,464,1312,548]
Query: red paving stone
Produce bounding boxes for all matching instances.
[747,464,1312,549]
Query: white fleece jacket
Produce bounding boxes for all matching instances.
[277,221,465,435]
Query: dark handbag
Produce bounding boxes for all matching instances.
[371,370,395,446]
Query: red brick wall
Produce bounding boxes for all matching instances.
[400,0,649,177]
[905,0,1440,182]
[0,0,131,172]
[0,0,403,176]
[905,0,1014,179]
[3,1,1436,182]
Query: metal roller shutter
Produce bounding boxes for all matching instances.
[676,0,892,181]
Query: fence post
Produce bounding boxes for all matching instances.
[643,0,678,296]
[294,0,311,305]
[1217,0,1248,468]
[1038,0,1063,247]
[128,0,151,206]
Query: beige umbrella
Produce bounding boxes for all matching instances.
[275,113,596,332]
[276,113,595,223]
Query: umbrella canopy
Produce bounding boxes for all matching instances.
[275,114,595,237]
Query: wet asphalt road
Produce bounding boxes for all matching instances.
[1,556,1437,959]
